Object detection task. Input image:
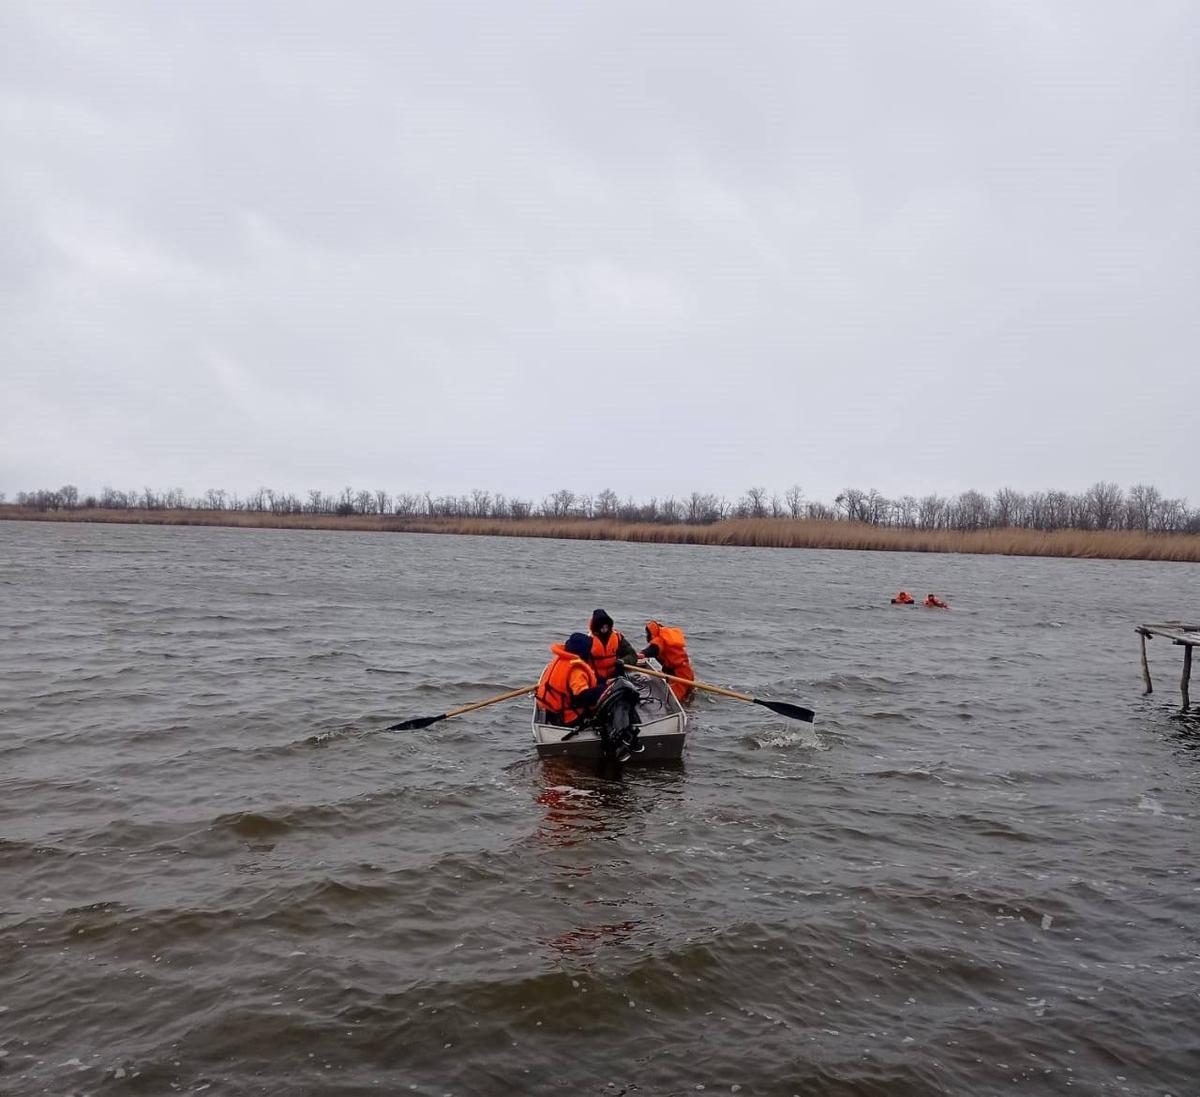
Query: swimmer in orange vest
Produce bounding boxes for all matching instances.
[891,591,915,605]
[923,593,949,609]
[639,620,695,703]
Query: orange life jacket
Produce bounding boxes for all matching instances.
[536,644,598,725]
[893,591,914,604]
[590,630,624,680]
[923,595,948,608]
[645,621,695,701]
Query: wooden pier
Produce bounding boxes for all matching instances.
[1136,623,1199,712]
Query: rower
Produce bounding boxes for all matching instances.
[588,608,640,685]
[535,633,606,727]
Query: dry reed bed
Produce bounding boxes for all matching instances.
[3,507,1198,562]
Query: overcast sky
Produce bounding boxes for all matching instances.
[2,1,1196,505]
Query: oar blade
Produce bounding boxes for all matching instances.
[754,698,816,723]
[386,713,445,731]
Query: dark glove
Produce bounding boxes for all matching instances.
[577,684,606,709]
[612,661,626,677]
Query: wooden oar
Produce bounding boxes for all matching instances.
[387,684,538,731]
[631,665,815,723]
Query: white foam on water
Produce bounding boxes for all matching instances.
[754,727,827,751]
[1137,795,1185,820]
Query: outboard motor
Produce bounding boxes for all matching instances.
[593,678,644,763]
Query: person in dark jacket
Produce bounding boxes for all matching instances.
[587,608,641,685]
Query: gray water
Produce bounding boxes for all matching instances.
[1,519,1198,1096]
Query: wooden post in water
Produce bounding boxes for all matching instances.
[1182,644,1192,713]
[1136,624,1199,713]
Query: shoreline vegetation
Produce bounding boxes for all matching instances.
[3,506,1199,562]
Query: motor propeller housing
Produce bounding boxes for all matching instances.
[593,678,643,762]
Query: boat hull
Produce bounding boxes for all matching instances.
[531,671,687,763]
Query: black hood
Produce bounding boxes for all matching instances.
[590,608,614,632]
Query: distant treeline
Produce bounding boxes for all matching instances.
[5,481,1199,534]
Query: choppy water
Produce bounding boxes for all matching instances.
[1,519,1198,1096]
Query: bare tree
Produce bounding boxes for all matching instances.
[12,478,1196,536]
[1067,492,1093,530]
[595,489,619,519]
[741,486,768,518]
[836,488,868,523]
[685,492,725,523]
[1125,484,1160,530]
[465,489,487,517]
[1156,496,1188,532]
[993,487,1024,528]
[918,494,946,529]
[1043,490,1071,530]
[541,488,575,518]
[1085,481,1124,530]
[864,490,888,525]
[952,490,992,531]
[784,484,804,518]
[895,495,919,528]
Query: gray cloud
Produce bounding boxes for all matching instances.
[2,1,1196,503]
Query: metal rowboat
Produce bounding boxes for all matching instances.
[531,670,687,762]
